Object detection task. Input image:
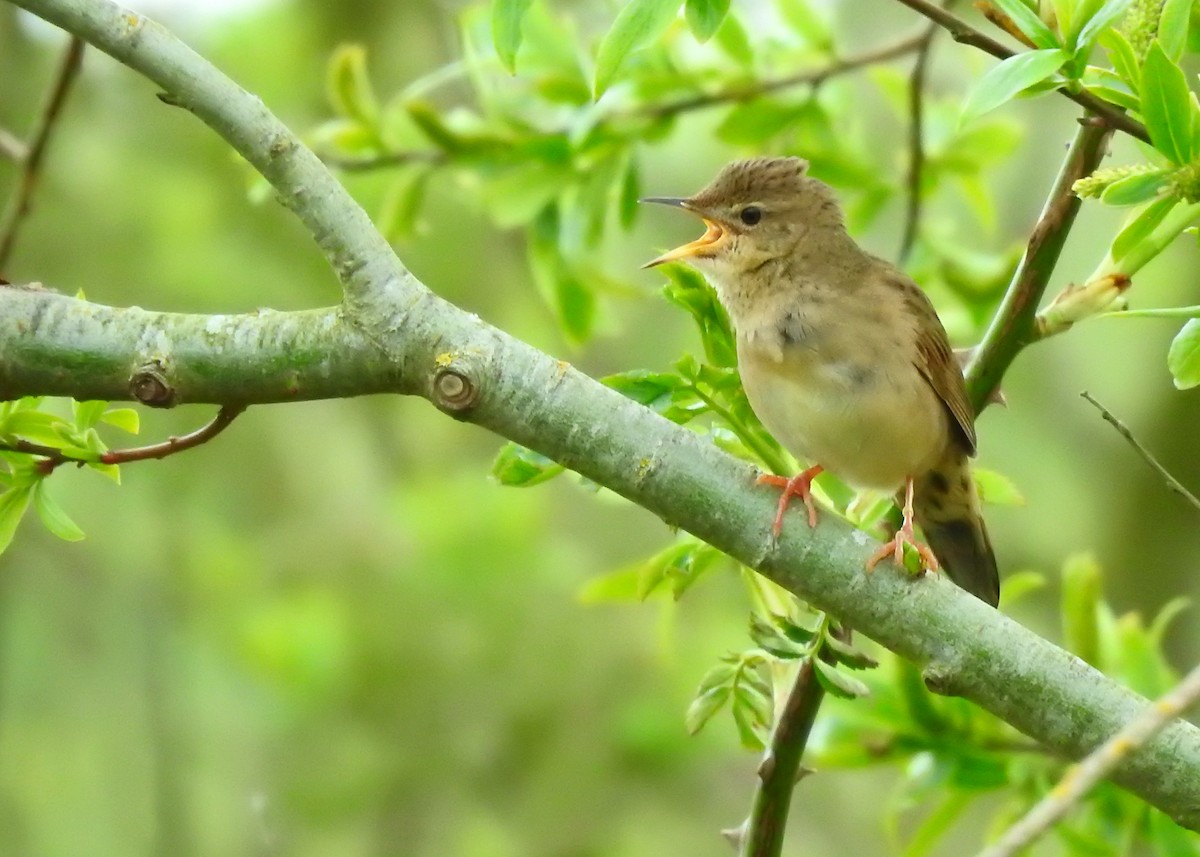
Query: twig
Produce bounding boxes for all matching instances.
[642,32,927,118]
[964,120,1111,411]
[977,661,1200,857]
[899,20,941,262]
[733,632,843,857]
[0,35,85,269]
[0,405,246,474]
[1080,391,1200,514]
[892,0,1151,144]
[324,34,928,173]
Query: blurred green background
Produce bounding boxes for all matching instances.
[2,1,1199,855]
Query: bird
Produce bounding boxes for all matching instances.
[641,156,999,606]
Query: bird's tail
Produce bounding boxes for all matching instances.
[910,450,999,607]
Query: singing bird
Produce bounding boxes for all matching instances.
[642,157,999,606]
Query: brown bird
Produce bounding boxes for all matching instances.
[642,156,999,606]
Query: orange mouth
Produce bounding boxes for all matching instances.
[642,219,725,268]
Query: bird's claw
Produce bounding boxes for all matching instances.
[757,466,823,537]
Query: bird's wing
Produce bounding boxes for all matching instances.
[902,277,977,455]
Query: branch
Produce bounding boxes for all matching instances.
[1,404,246,473]
[964,120,1111,411]
[324,33,927,174]
[978,661,1200,857]
[1080,391,1200,514]
[640,32,927,118]
[893,0,1151,144]
[734,625,852,857]
[8,0,1200,830]
[899,20,940,262]
[0,35,84,270]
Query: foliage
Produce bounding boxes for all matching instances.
[5,0,1200,854]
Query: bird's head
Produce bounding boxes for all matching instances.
[641,156,845,278]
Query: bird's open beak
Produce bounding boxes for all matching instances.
[640,197,726,269]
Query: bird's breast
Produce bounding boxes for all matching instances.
[736,318,949,491]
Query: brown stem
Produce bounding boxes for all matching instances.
[964,120,1112,411]
[736,628,848,857]
[892,0,1151,144]
[1,405,245,474]
[0,36,85,270]
[900,20,941,262]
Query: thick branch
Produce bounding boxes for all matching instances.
[7,0,1200,830]
[0,292,395,403]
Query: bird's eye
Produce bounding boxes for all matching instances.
[739,206,762,226]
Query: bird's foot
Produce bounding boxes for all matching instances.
[866,476,939,573]
[866,520,940,574]
[757,465,824,537]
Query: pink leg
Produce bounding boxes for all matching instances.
[866,476,939,572]
[757,465,824,537]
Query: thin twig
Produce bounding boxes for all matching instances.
[0,405,246,474]
[641,32,927,118]
[892,0,1151,144]
[1080,391,1200,514]
[899,20,941,262]
[324,34,927,173]
[977,661,1200,857]
[0,36,85,269]
[964,121,1112,412]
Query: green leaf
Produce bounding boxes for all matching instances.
[594,0,682,97]
[554,271,597,343]
[1112,196,1177,260]
[99,407,140,435]
[972,467,1026,506]
[683,0,729,41]
[901,792,971,857]
[1061,552,1102,667]
[777,0,831,48]
[813,659,871,699]
[0,408,71,446]
[1148,596,1191,647]
[492,0,533,73]
[577,565,641,603]
[712,12,753,65]
[1100,169,1170,204]
[715,98,805,145]
[0,485,33,556]
[749,613,808,659]
[960,49,1067,125]
[72,399,108,430]
[1160,0,1193,61]
[603,370,684,408]
[823,633,879,670]
[991,0,1062,48]
[1168,318,1200,389]
[685,685,731,734]
[32,481,85,542]
[1098,27,1140,90]
[490,442,565,486]
[618,155,640,228]
[1141,41,1196,165]
[1073,0,1133,52]
[658,265,737,367]
[326,44,379,127]
[998,570,1047,608]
